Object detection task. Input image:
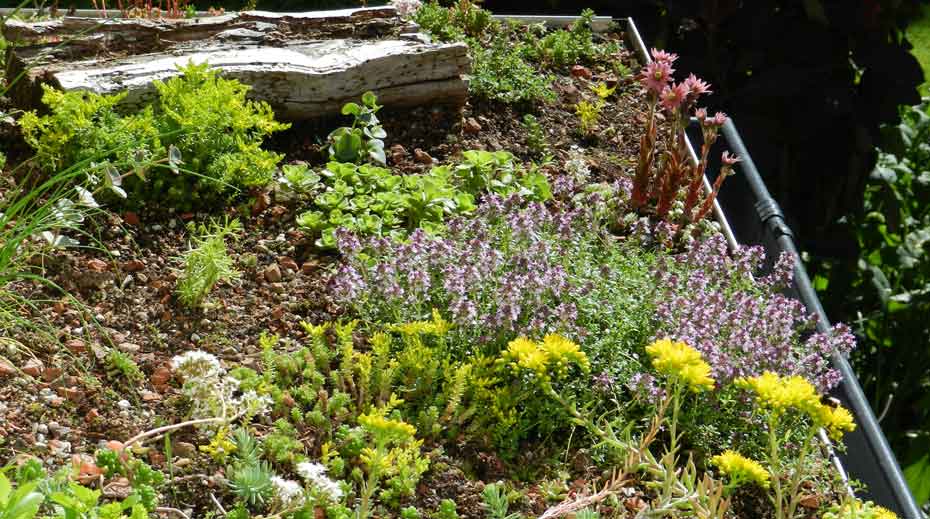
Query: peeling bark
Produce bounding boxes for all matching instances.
[2,6,468,120]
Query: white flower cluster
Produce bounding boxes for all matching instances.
[170,350,270,423]
[390,0,421,18]
[296,462,343,502]
[270,476,305,507]
[565,146,591,184]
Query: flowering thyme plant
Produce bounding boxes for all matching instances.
[654,234,855,391]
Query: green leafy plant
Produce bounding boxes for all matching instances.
[328,92,387,165]
[481,483,521,519]
[524,10,613,70]
[0,471,43,519]
[175,217,242,308]
[295,161,475,247]
[105,349,144,387]
[812,99,930,506]
[413,0,496,42]
[454,150,551,200]
[469,35,556,106]
[432,499,459,519]
[521,114,549,157]
[19,62,289,209]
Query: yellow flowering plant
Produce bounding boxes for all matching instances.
[643,338,714,460]
[735,371,857,519]
[822,499,899,519]
[711,450,771,492]
[501,334,590,384]
[645,338,715,392]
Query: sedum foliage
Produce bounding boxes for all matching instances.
[20,62,289,209]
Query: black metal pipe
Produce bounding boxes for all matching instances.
[719,120,923,519]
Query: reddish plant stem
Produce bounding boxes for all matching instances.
[631,101,657,210]
[683,131,716,222]
[693,164,734,222]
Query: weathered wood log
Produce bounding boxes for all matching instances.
[2,6,466,121]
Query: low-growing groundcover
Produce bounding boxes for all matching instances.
[0,2,894,518]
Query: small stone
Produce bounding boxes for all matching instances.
[36,423,49,435]
[141,390,161,402]
[22,359,44,377]
[389,143,407,164]
[562,84,581,103]
[301,260,319,275]
[279,257,299,272]
[117,342,141,354]
[798,495,821,509]
[123,260,145,272]
[42,367,63,382]
[102,477,132,499]
[86,408,101,423]
[174,458,193,468]
[413,148,434,164]
[116,399,131,410]
[123,212,139,226]
[49,439,71,456]
[86,259,108,272]
[463,117,482,134]
[150,365,173,391]
[263,264,282,283]
[64,339,86,353]
[173,442,197,457]
[0,359,15,376]
[570,65,592,79]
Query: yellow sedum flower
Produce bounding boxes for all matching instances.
[541,334,590,376]
[358,413,417,442]
[823,499,898,519]
[734,371,821,416]
[645,338,715,392]
[815,404,856,440]
[736,371,856,439]
[503,335,589,381]
[390,308,453,337]
[711,450,770,489]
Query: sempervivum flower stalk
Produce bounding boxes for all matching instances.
[659,82,689,113]
[639,61,675,96]
[691,151,740,223]
[651,47,678,64]
[683,73,712,102]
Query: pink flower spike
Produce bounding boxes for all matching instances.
[660,82,689,112]
[684,73,712,98]
[721,151,741,167]
[651,48,678,64]
[701,111,728,128]
[639,61,674,95]
[695,107,708,123]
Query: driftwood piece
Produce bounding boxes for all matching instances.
[2,6,468,121]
